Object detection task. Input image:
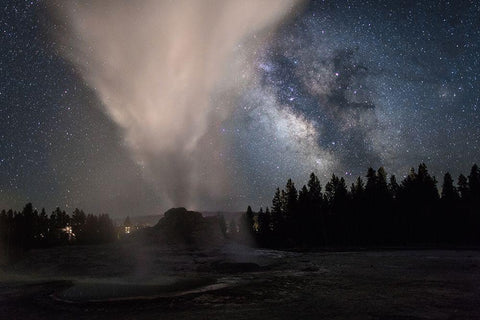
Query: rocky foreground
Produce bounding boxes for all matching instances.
[1,241,480,319]
[1,208,480,319]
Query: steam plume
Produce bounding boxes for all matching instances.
[51,0,301,209]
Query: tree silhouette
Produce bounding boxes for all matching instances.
[98,214,116,243]
[284,179,298,241]
[307,173,325,245]
[467,164,480,242]
[439,172,461,243]
[71,208,86,241]
[441,173,458,202]
[256,207,272,246]
[324,174,348,244]
[0,204,117,263]
[458,174,469,200]
[243,162,480,249]
[468,164,480,202]
[388,175,399,198]
[270,187,283,243]
[2,161,480,259]
[37,208,49,245]
[239,206,255,241]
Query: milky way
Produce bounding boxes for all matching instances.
[230,1,480,208]
[0,1,479,215]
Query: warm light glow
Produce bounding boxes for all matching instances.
[62,225,75,240]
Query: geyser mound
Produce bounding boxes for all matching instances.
[149,207,225,247]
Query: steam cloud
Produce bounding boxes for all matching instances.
[52,0,301,209]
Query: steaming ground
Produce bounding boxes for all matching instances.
[1,243,480,319]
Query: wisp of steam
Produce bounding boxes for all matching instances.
[51,0,301,209]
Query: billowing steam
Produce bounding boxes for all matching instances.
[51,0,301,209]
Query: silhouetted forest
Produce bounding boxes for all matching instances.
[2,163,479,258]
[238,163,480,248]
[0,204,116,260]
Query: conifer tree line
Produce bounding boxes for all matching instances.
[240,163,480,247]
[0,203,116,257]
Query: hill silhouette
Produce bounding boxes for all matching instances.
[148,208,225,247]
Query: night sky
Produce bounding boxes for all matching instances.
[1,0,479,216]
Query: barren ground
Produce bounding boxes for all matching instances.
[1,243,479,319]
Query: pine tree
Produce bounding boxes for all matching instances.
[38,208,49,242]
[84,214,99,243]
[468,164,480,201]
[271,187,283,234]
[351,176,365,200]
[280,189,287,218]
[365,167,377,196]
[285,179,298,213]
[388,175,399,198]
[246,206,254,225]
[257,207,271,244]
[417,163,439,202]
[239,206,255,238]
[324,174,337,204]
[21,203,36,248]
[458,174,469,200]
[377,167,389,196]
[298,185,309,206]
[441,172,459,202]
[264,207,271,232]
[307,173,322,205]
[72,208,86,241]
[440,172,460,243]
[98,214,115,242]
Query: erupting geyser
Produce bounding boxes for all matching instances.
[50,0,302,209]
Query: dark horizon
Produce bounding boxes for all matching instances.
[2,161,479,255]
[0,161,478,218]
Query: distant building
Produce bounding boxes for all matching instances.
[60,224,75,241]
[117,216,149,239]
[123,216,132,234]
